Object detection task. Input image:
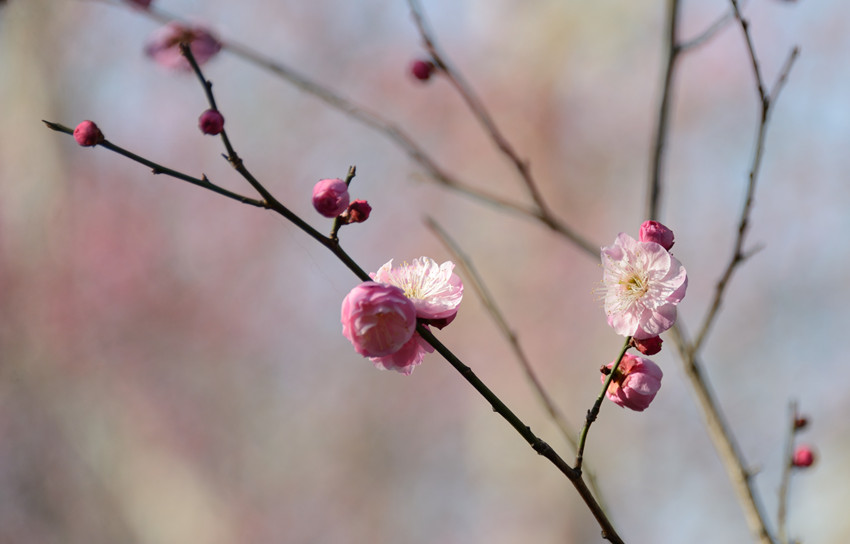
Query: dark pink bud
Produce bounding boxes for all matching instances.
[73,120,104,147]
[631,335,663,355]
[345,200,372,223]
[794,416,809,430]
[410,59,435,82]
[639,220,675,251]
[198,109,224,135]
[312,178,350,218]
[791,445,815,468]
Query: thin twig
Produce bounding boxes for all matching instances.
[668,324,774,544]
[776,401,798,544]
[425,217,608,512]
[647,0,682,221]
[575,338,631,471]
[406,0,554,221]
[693,44,799,353]
[679,0,747,53]
[418,326,623,544]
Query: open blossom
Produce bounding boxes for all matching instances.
[371,257,463,321]
[144,22,222,71]
[341,282,416,358]
[602,354,663,412]
[601,232,687,339]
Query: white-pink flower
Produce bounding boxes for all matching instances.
[371,257,463,321]
[601,232,687,339]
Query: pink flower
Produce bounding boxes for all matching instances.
[369,327,435,375]
[341,282,416,358]
[371,257,463,321]
[198,109,224,135]
[602,354,663,412]
[73,120,104,147]
[144,22,222,71]
[312,178,350,218]
[601,232,687,339]
[639,220,675,251]
[792,445,815,468]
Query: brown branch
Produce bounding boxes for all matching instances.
[407,0,554,221]
[669,325,774,544]
[425,217,609,513]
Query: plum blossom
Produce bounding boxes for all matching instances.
[601,232,687,339]
[602,354,663,412]
[371,257,463,321]
[198,109,224,135]
[341,282,416,358]
[144,22,222,71]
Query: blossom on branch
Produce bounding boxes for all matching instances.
[341,282,416,358]
[639,220,675,251]
[602,354,663,412]
[601,232,687,339]
[144,22,222,71]
[792,445,815,468]
[371,257,463,321]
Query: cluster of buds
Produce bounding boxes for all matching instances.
[311,178,372,226]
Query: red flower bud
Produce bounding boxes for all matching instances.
[631,335,663,355]
[345,200,372,223]
[639,220,675,251]
[410,59,435,82]
[73,120,104,147]
[791,445,815,468]
[198,109,224,135]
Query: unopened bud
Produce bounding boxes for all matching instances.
[312,178,350,218]
[410,59,435,82]
[791,445,815,468]
[639,220,675,251]
[631,335,663,355]
[198,109,224,135]
[794,416,809,430]
[344,199,372,223]
[73,120,104,147]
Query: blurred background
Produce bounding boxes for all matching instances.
[0,0,846,542]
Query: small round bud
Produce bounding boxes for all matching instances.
[312,178,350,218]
[631,335,663,355]
[410,59,435,82]
[198,109,224,135]
[639,220,675,251]
[73,120,104,147]
[345,200,372,223]
[794,416,809,430]
[791,445,815,468]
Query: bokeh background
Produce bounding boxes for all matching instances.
[0,0,846,542]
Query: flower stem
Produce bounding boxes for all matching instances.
[575,337,632,471]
